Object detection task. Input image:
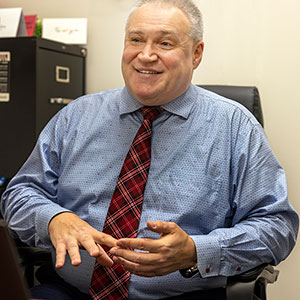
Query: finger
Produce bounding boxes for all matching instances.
[94,231,118,248]
[77,234,101,258]
[112,255,172,277]
[116,237,160,252]
[55,241,67,269]
[96,244,114,267]
[112,255,153,274]
[77,233,114,266]
[147,220,176,235]
[110,247,160,265]
[66,239,82,266]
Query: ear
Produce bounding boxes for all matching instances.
[192,41,204,69]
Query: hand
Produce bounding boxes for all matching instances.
[48,212,117,268]
[110,220,197,277]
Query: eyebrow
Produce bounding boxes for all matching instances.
[127,30,177,37]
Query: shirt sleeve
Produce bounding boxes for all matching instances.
[191,124,299,278]
[1,110,71,248]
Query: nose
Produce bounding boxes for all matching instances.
[138,43,158,62]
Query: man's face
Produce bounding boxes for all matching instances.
[122,4,204,106]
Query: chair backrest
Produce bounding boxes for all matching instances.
[199,85,264,127]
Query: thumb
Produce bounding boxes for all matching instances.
[147,220,176,235]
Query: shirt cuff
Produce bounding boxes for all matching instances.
[36,204,71,247]
[190,234,221,278]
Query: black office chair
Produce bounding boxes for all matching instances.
[3,85,278,299]
[199,85,264,127]
[199,85,278,300]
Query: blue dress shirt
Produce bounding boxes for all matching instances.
[1,84,298,299]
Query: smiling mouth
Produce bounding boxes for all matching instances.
[136,69,162,74]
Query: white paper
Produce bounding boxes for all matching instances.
[42,18,87,44]
[0,8,27,37]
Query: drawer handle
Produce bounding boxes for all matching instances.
[56,66,70,83]
[49,98,73,104]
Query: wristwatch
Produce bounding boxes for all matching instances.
[179,263,199,278]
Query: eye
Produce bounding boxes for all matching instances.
[159,41,173,49]
[131,37,142,44]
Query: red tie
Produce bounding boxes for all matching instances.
[89,106,163,300]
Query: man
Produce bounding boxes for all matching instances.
[1,0,298,299]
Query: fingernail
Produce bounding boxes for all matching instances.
[117,241,125,248]
[90,249,98,256]
[110,248,116,255]
[151,221,157,228]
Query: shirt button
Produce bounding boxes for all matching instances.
[205,267,211,273]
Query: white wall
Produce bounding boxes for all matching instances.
[1,1,299,299]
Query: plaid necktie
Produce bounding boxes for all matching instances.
[89,106,163,300]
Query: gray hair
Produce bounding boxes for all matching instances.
[126,0,204,41]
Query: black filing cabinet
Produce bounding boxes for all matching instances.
[0,37,86,182]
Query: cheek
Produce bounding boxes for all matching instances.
[172,55,194,77]
[122,47,137,65]
[121,51,133,79]
[163,51,190,71]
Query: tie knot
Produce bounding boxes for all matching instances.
[140,106,163,121]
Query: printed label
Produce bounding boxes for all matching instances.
[0,51,10,102]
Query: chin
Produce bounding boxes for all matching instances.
[132,89,160,103]
[136,97,158,105]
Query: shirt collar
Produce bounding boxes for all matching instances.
[120,87,143,115]
[120,84,197,119]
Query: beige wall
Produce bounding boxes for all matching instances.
[196,1,300,299]
[1,0,299,299]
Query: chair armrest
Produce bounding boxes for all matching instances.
[226,264,279,300]
[16,245,52,288]
[18,246,52,266]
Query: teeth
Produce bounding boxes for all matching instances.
[139,70,159,74]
